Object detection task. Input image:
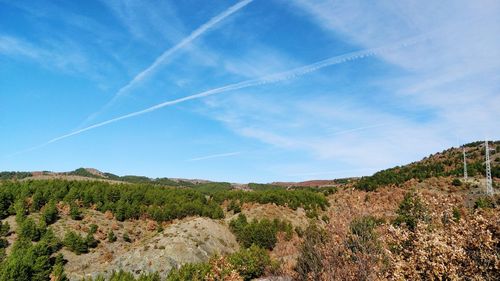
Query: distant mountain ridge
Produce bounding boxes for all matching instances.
[1,141,498,189]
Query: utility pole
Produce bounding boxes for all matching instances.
[485,140,493,195]
[463,147,468,180]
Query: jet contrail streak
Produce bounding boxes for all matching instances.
[187,151,242,162]
[17,34,429,154]
[82,0,254,125]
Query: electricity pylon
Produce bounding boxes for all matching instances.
[485,140,493,195]
[463,147,468,180]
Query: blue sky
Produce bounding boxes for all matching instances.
[1,0,499,183]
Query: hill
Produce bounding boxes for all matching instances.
[355,141,500,191]
[0,141,499,280]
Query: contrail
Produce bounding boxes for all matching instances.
[14,34,429,155]
[187,151,242,162]
[81,0,254,125]
[329,123,393,137]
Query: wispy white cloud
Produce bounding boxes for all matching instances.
[0,1,129,85]
[190,0,499,180]
[0,36,40,58]
[101,0,184,44]
[12,34,426,153]
[221,44,300,78]
[0,35,99,77]
[82,0,254,125]
[187,151,241,162]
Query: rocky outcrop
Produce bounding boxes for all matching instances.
[65,217,239,280]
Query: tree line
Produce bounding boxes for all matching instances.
[0,179,328,223]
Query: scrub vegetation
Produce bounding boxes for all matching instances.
[0,141,498,280]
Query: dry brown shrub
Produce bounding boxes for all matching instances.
[57,201,70,215]
[295,186,499,281]
[385,209,500,280]
[102,251,114,262]
[146,220,158,231]
[271,232,301,276]
[95,230,106,240]
[206,256,243,281]
[295,187,403,280]
[319,215,386,281]
[104,210,114,219]
[80,225,89,233]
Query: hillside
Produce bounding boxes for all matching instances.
[356,141,500,191]
[0,141,499,280]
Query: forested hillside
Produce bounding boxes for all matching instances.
[0,141,498,280]
[356,141,500,191]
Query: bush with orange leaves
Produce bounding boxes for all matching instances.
[314,216,387,281]
[296,188,499,281]
[385,208,500,280]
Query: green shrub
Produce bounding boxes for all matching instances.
[0,221,9,236]
[0,239,50,281]
[451,178,462,186]
[88,224,98,234]
[30,191,45,212]
[108,230,117,243]
[347,216,383,254]
[229,214,290,249]
[295,224,327,281]
[394,191,428,231]
[305,208,319,219]
[156,224,164,233]
[0,190,14,219]
[0,231,61,281]
[321,214,329,223]
[123,233,131,243]
[42,200,58,225]
[51,262,68,281]
[452,207,461,222]
[40,228,62,253]
[166,263,211,281]
[227,200,241,213]
[85,232,99,249]
[229,245,271,281]
[0,248,5,263]
[63,231,88,255]
[82,270,161,281]
[474,197,494,209]
[14,199,28,224]
[69,203,82,220]
[0,237,8,249]
[18,218,41,241]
